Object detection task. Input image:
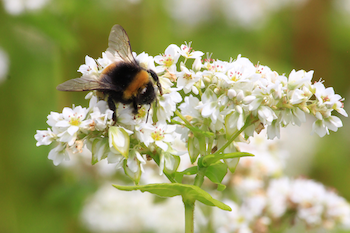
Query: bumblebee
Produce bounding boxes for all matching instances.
[56,24,162,121]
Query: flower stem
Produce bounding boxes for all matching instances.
[183,198,195,233]
[175,110,192,127]
[215,117,256,155]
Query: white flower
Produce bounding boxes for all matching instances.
[34,128,56,146]
[314,81,348,117]
[48,143,69,166]
[256,105,277,125]
[179,95,202,120]
[154,44,180,73]
[134,52,159,72]
[176,63,201,94]
[136,123,176,151]
[198,88,220,123]
[287,69,313,90]
[46,111,63,129]
[266,177,290,218]
[2,0,51,15]
[54,106,91,146]
[157,88,182,122]
[179,42,204,59]
[312,115,343,137]
[88,97,114,130]
[78,55,99,75]
[97,52,113,69]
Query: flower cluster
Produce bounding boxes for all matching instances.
[211,131,350,233]
[77,130,350,233]
[35,42,347,182]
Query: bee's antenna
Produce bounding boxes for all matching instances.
[146,105,151,123]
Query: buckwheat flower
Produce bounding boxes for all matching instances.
[266,177,290,218]
[256,105,277,125]
[96,51,113,69]
[34,128,56,146]
[179,95,202,120]
[240,194,266,221]
[46,111,64,128]
[176,63,201,94]
[324,192,350,229]
[56,106,90,134]
[203,60,230,84]
[289,86,312,105]
[290,179,326,225]
[137,123,176,152]
[55,106,91,146]
[225,105,246,133]
[280,107,306,127]
[126,150,146,173]
[179,42,204,59]
[154,44,180,73]
[192,57,202,72]
[287,69,313,90]
[89,106,113,131]
[48,143,69,166]
[198,88,220,123]
[78,55,99,76]
[312,115,343,137]
[157,88,182,122]
[134,52,161,73]
[115,104,146,127]
[226,56,257,83]
[313,81,348,117]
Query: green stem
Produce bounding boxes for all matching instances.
[183,198,195,233]
[175,110,192,127]
[215,117,256,155]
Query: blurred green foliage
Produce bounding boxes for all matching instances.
[0,0,349,232]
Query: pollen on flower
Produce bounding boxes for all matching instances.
[136,107,147,119]
[151,128,165,141]
[322,95,330,102]
[69,115,82,126]
[163,57,174,68]
[184,73,192,80]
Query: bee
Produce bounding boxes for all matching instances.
[56,24,162,122]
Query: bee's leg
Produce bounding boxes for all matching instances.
[107,96,117,124]
[148,69,163,95]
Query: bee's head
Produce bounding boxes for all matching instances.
[138,82,156,105]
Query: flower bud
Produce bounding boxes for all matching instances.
[228,89,236,99]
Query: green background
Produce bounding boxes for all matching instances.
[0,0,349,232]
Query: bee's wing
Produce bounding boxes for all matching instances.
[107,24,137,64]
[56,75,121,92]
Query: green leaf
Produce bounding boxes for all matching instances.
[201,152,254,167]
[205,161,228,191]
[174,166,198,182]
[113,183,231,211]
